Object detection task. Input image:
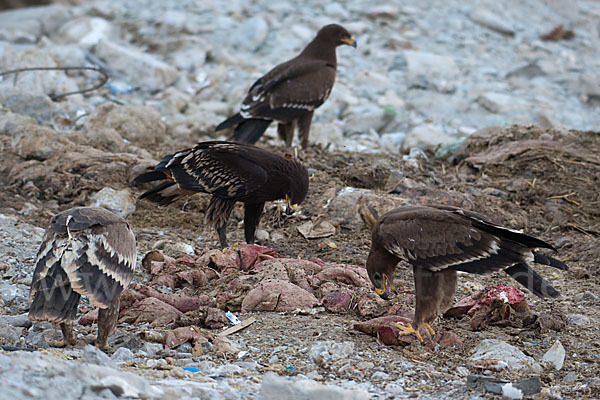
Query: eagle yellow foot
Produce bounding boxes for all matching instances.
[424,323,436,338]
[395,322,423,342]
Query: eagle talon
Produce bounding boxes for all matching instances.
[395,322,423,342]
[424,323,436,339]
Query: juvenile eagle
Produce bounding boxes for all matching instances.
[135,141,309,248]
[29,207,136,348]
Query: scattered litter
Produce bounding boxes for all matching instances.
[540,25,575,41]
[402,147,428,160]
[226,311,241,326]
[218,317,257,337]
[182,367,201,373]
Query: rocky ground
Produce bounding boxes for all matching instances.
[1,0,600,399]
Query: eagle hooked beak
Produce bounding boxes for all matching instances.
[285,195,298,215]
[342,36,357,48]
[375,273,397,300]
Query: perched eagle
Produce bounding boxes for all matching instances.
[366,205,568,341]
[215,24,357,148]
[29,207,136,348]
[135,141,309,248]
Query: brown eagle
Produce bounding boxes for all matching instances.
[215,24,356,148]
[366,205,568,341]
[29,207,137,348]
[135,141,309,248]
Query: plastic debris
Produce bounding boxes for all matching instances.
[226,311,241,326]
[542,340,565,370]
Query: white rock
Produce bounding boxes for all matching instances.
[542,340,565,370]
[55,17,116,48]
[402,50,459,92]
[309,341,354,367]
[260,372,369,400]
[478,92,526,114]
[501,382,524,400]
[402,124,454,151]
[231,17,269,52]
[171,242,195,255]
[566,313,590,326]
[89,188,136,218]
[111,347,135,363]
[255,229,270,243]
[379,132,406,154]
[95,39,179,90]
[469,8,515,36]
[0,4,69,43]
[82,344,114,367]
[469,339,542,373]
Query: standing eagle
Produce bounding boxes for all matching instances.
[366,205,568,341]
[135,141,309,248]
[215,24,357,148]
[29,207,136,348]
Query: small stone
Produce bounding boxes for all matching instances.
[356,361,374,370]
[111,347,135,363]
[140,342,164,358]
[82,344,114,366]
[255,229,270,243]
[566,313,590,326]
[469,8,515,36]
[542,340,565,370]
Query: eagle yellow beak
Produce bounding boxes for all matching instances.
[342,36,357,48]
[285,195,298,214]
[376,273,396,300]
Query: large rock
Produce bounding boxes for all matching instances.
[83,103,167,147]
[402,50,459,92]
[95,39,179,90]
[10,123,73,160]
[0,4,69,43]
[55,17,117,49]
[402,123,455,151]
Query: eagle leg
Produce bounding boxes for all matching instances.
[54,321,77,347]
[277,122,295,147]
[244,202,265,244]
[216,225,229,249]
[96,298,120,349]
[395,322,423,342]
[297,111,314,148]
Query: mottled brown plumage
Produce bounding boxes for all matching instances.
[135,141,309,248]
[366,205,567,341]
[216,24,356,148]
[29,207,136,348]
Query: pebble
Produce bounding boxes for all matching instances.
[566,313,591,326]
